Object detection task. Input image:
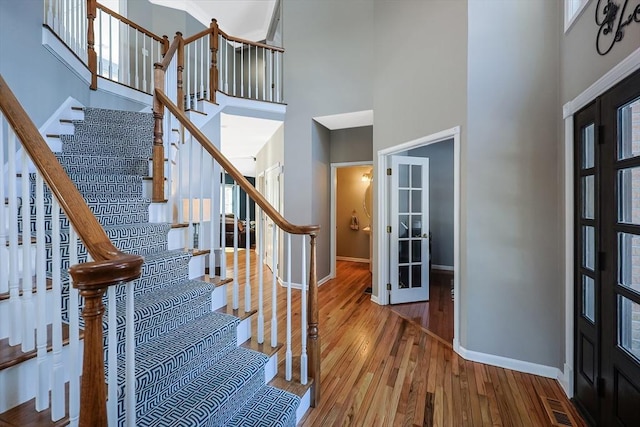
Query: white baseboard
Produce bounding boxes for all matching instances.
[336,256,369,263]
[370,294,381,305]
[318,274,331,286]
[296,387,312,424]
[559,363,574,398]
[432,264,454,272]
[456,344,562,379]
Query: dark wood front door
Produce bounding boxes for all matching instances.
[574,69,640,426]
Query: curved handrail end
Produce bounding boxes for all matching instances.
[69,253,144,291]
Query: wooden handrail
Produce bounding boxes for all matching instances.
[183,27,213,45]
[96,2,165,43]
[0,74,143,427]
[158,33,182,71]
[218,29,285,52]
[155,88,319,235]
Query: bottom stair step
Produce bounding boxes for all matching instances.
[137,347,270,426]
[226,385,300,427]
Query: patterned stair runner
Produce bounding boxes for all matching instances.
[37,107,299,426]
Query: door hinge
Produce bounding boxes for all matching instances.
[597,377,605,397]
[387,283,392,291]
[598,251,606,271]
[387,226,392,233]
[598,125,605,145]
[387,168,392,176]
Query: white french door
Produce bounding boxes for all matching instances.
[389,156,430,304]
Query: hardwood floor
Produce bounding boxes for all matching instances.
[225,254,585,427]
[389,270,454,345]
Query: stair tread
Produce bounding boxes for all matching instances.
[0,324,83,371]
[226,385,299,427]
[138,347,268,425]
[0,383,69,427]
[241,338,282,358]
[187,275,232,287]
[217,306,257,322]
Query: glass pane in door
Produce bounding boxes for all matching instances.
[583,124,595,169]
[618,96,640,160]
[618,295,640,361]
[619,167,640,225]
[582,175,595,219]
[583,225,595,270]
[618,232,640,295]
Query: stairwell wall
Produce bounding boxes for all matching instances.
[0,1,149,129]
[281,0,375,283]
[465,0,563,369]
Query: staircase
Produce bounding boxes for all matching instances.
[0,106,301,425]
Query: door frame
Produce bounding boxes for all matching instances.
[329,161,373,279]
[562,47,640,398]
[376,126,460,349]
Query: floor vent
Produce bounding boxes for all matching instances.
[541,396,574,426]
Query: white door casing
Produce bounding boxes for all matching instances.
[389,155,430,304]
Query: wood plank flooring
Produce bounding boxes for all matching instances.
[224,252,585,426]
[389,270,454,345]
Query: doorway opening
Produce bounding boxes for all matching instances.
[376,126,461,348]
[330,161,373,282]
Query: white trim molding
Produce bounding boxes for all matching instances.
[457,345,563,380]
[376,126,461,353]
[561,44,640,399]
[564,0,590,33]
[336,256,369,263]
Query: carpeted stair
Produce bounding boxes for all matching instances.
[21,107,299,426]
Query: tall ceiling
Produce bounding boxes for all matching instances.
[148,0,277,41]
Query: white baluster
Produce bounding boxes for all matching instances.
[98,11,103,76]
[0,115,7,295]
[185,44,190,109]
[142,35,147,92]
[21,150,35,353]
[257,209,264,344]
[206,36,210,99]
[51,199,65,421]
[233,41,237,96]
[135,30,139,90]
[220,174,226,279]
[240,42,244,98]
[187,133,193,247]
[108,13,113,80]
[247,43,251,99]
[8,130,21,346]
[200,37,205,100]
[271,225,278,348]
[35,173,49,411]
[125,273,136,427]
[300,235,308,384]
[285,233,292,381]
[233,184,239,310]
[255,45,258,100]
[244,191,250,313]
[46,0,53,28]
[269,50,273,103]
[107,285,117,423]
[68,227,80,426]
[262,48,266,101]
[209,158,217,277]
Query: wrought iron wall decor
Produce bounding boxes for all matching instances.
[596,0,640,55]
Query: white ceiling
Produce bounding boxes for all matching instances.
[221,113,282,176]
[148,0,277,41]
[314,110,374,130]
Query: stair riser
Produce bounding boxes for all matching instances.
[106,290,215,354]
[0,245,37,283]
[30,175,144,199]
[207,368,266,426]
[61,136,151,159]
[119,339,238,423]
[81,108,154,126]
[56,154,149,176]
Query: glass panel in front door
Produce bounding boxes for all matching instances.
[397,164,425,289]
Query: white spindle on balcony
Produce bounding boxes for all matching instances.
[271,226,278,348]
[245,191,251,313]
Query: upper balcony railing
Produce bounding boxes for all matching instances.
[44,0,284,104]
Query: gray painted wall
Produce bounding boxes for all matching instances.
[466,0,562,367]
[330,126,373,164]
[282,0,374,282]
[127,0,205,40]
[312,121,332,279]
[337,166,372,260]
[256,124,284,176]
[407,140,454,267]
[562,0,640,103]
[0,1,147,127]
